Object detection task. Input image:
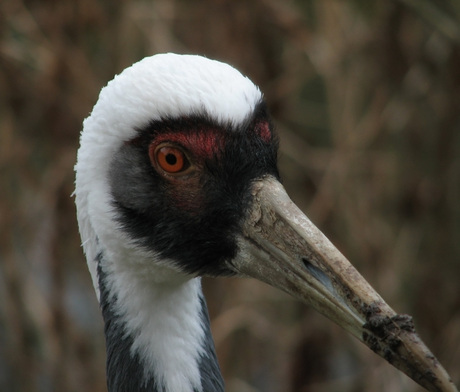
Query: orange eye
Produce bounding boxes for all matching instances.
[154,145,188,173]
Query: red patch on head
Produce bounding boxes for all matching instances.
[254,121,271,143]
[153,129,225,161]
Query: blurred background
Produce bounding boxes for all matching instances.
[1,0,460,391]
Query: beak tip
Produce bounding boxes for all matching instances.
[362,312,457,392]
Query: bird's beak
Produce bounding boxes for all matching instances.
[229,176,457,392]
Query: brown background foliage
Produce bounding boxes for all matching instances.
[1,0,459,391]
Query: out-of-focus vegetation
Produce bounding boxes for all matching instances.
[1,0,459,391]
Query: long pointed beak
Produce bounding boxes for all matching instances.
[229,176,457,392]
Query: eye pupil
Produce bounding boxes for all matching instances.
[165,153,177,166]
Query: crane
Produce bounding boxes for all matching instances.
[74,53,457,392]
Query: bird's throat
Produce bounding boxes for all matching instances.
[97,253,224,392]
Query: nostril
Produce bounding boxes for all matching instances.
[301,257,334,292]
[301,257,319,274]
[301,257,311,269]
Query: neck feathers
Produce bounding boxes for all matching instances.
[97,253,224,392]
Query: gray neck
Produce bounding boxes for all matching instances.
[97,253,224,392]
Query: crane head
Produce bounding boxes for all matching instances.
[75,53,457,392]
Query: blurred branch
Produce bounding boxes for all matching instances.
[397,0,460,44]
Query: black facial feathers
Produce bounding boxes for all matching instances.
[108,101,279,277]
